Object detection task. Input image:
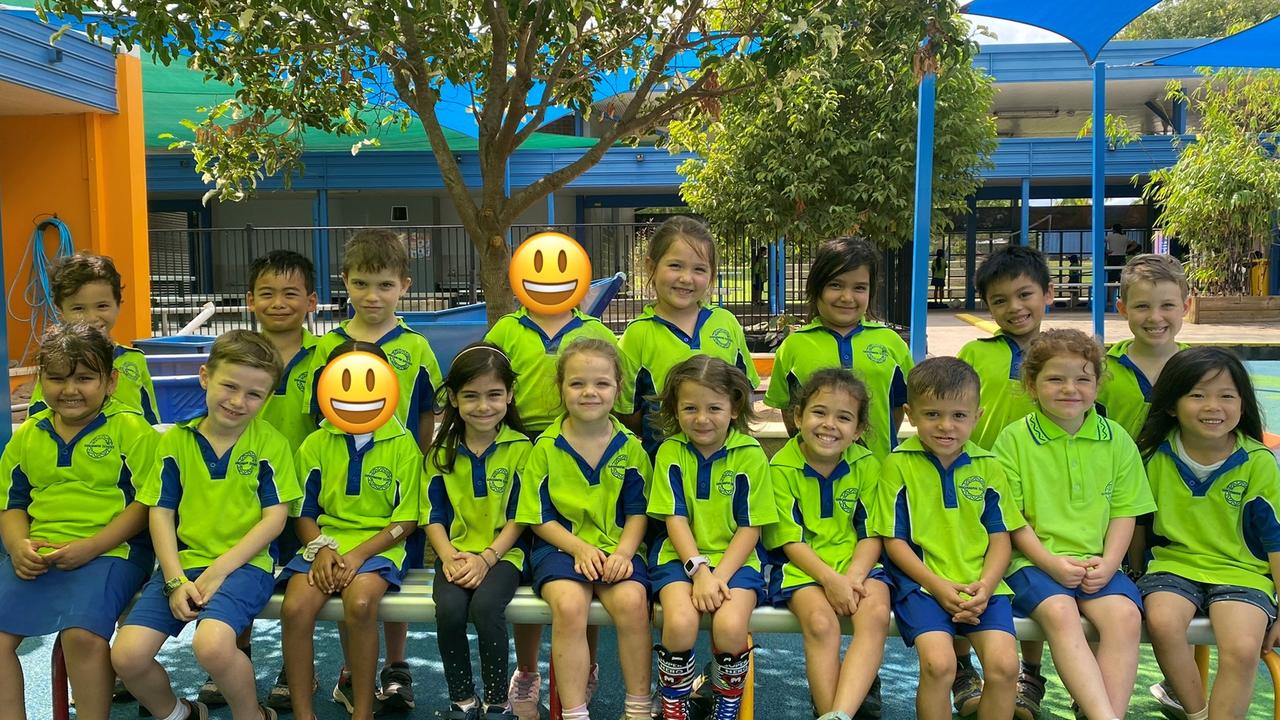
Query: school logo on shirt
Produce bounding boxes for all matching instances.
[366,465,394,491]
[388,348,412,371]
[488,467,510,494]
[608,454,630,480]
[959,475,986,502]
[85,434,114,459]
[1102,480,1115,501]
[235,451,258,476]
[710,327,733,349]
[294,370,309,393]
[1224,479,1249,508]
[863,344,888,364]
[837,487,860,513]
[119,362,141,382]
[716,470,736,497]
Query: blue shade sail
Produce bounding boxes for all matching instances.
[961,0,1163,62]
[1147,15,1280,68]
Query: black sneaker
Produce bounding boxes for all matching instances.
[1014,669,1046,720]
[377,661,416,713]
[853,675,882,719]
[196,675,226,707]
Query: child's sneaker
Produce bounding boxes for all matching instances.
[951,664,983,717]
[332,667,355,713]
[1013,669,1046,720]
[817,713,852,720]
[1150,681,1189,720]
[196,676,226,707]
[378,661,416,712]
[585,663,600,704]
[266,669,317,711]
[484,706,519,720]
[853,675,881,719]
[508,671,540,720]
[112,678,134,703]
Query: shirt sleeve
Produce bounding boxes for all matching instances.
[888,334,912,408]
[137,430,180,508]
[418,339,444,414]
[119,418,161,504]
[131,357,162,425]
[763,338,793,410]
[646,442,682,518]
[620,437,650,517]
[257,434,302,508]
[853,454,882,540]
[736,446,777,527]
[1243,457,1280,556]
[871,457,907,539]
[515,442,553,526]
[1108,433,1157,518]
[982,463,1026,534]
[297,441,324,520]
[598,327,637,416]
[391,441,422,524]
[0,423,31,511]
[618,324,646,413]
[992,429,1027,511]
[762,466,802,549]
[735,320,761,388]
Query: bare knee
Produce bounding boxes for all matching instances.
[551,596,589,633]
[1145,610,1189,645]
[980,647,1019,686]
[663,607,700,642]
[800,606,840,641]
[918,648,957,685]
[343,593,379,625]
[59,628,108,657]
[191,629,237,672]
[111,642,151,679]
[1216,633,1262,670]
[281,593,318,627]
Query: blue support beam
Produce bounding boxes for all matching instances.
[1091,61,1107,339]
[547,192,555,224]
[1020,177,1031,246]
[966,195,978,311]
[909,63,938,362]
[1172,97,1187,134]
[312,189,331,302]
[771,240,787,316]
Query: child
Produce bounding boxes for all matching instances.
[955,245,1051,717]
[874,357,1022,720]
[932,248,946,304]
[29,252,160,424]
[621,216,759,456]
[424,342,530,720]
[763,369,890,720]
[484,280,631,718]
[1097,254,1191,439]
[111,330,300,720]
[309,229,442,709]
[1135,347,1280,720]
[648,355,775,720]
[994,329,1154,720]
[764,236,912,460]
[751,246,768,306]
[516,337,653,720]
[0,324,159,720]
[281,340,422,720]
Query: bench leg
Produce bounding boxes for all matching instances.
[52,635,70,720]
[1195,644,1210,691]
[1263,651,1280,720]
[550,656,561,720]
[740,633,754,720]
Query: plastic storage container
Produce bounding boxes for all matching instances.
[133,335,217,355]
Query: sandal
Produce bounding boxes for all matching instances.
[180,699,210,720]
[258,705,278,720]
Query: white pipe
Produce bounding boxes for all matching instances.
[177,302,216,335]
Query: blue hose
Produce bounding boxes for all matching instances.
[6,217,75,364]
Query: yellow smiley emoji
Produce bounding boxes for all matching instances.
[317,351,399,434]
[509,231,592,314]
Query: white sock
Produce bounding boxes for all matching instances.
[1187,708,1209,720]
[160,700,191,720]
[453,696,478,711]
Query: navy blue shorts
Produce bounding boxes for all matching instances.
[123,565,274,637]
[650,561,766,605]
[1138,571,1277,621]
[771,567,893,608]
[0,555,146,640]
[278,554,408,591]
[1007,566,1143,617]
[532,551,650,596]
[892,588,1015,647]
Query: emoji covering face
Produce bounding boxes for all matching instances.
[317,350,399,434]
[509,232,592,314]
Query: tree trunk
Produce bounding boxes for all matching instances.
[474,222,515,325]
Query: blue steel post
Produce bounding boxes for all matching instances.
[1091,61,1107,339]
[547,192,555,225]
[909,56,938,362]
[312,189,331,303]
[1020,177,1031,246]
[773,240,787,317]
[0,197,10,448]
[965,195,978,310]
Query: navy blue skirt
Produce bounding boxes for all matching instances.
[0,555,146,639]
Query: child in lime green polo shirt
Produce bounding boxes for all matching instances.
[765,236,911,460]
[620,216,758,457]
[647,356,775,720]
[113,330,301,720]
[29,252,160,424]
[515,338,653,720]
[1134,347,1280,720]
[995,329,1155,720]
[423,343,532,718]
[1098,254,1191,439]
[0,323,159,720]
[873,357,1022,720]
[763,369,890,720]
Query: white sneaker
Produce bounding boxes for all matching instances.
[1150,681,1189,720]
[508,670,540,720]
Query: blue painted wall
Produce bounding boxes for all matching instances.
[0,13,117,112]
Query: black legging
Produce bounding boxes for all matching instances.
[433,558,521,705]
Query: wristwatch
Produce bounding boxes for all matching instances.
[162,576,188,597]
[683,555,710,578]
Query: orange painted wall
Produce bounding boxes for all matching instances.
[0,53,151,367]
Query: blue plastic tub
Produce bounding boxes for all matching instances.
[410,321,489,376]
[133,335,217,355]
[145,354,208,377]
[152,375,207,423]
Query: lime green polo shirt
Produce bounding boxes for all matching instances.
[310,319,443,437]
[646,429,776,570]
[140,415,302,573]
[994,409,1155,576]
[0,400,159,569]
[763,436,882,592]
[484,308,634,436]
[296,417,423,568]
[1145,432,1280,597]
[872,436,1025,594]
[764,318,912,459]
[957,333,1036,450]
[620,304,759,454]
[425,423,532,569]
[29,344,160,424]
[1096,339,1191,439]
[515,416,652,564]
[261,330,320,452]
